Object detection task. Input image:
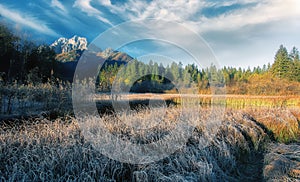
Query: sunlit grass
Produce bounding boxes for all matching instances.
[115,93,300,108]
[247,108,300,143]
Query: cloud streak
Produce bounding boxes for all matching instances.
[99,0,300,33]
[195,0,300,33]
[51,0,67,13]
[0,4,59,37]
[73,0,113,26]
[99,0,205,22]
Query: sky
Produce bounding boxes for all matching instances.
[0,0,300,68]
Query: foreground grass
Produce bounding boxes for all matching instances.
[1,107,299,181]
[247,108,300,143]
[264,143,300,181]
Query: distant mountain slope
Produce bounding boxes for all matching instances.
[97,48,134,65]
[55,50,84,62]
[51,36,134,81]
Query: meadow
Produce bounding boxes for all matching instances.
[0,84,299,181]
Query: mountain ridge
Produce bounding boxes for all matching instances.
[50,35,88,54]
[51,36,134,63]
[51,36,134,81]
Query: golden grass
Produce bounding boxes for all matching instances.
[247,108,300,143]
[94,93,300,108]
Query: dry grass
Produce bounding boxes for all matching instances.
[247,108,300,143]
[0,106,299,181]
[94,93,300,109]
[263,143,300,181]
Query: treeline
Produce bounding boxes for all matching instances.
[1,22,300,95]
[97,45,300,95]
[96,61,197,93]
[0,23,59,83]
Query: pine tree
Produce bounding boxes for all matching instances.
[289,47,300,81]
[271,45,292,80]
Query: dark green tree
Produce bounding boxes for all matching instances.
[271,45,292,80]
[289,47,300,81]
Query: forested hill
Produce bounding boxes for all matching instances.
[1,23,300,95]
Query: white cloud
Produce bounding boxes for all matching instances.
[194,0,300,33]
[98,0,112,7]
[73,0,113,26]
[204,0,259,8]
[97,0,124,15]
[114,0,205,22]
[99,0,300,34]
[0,4,59,37]
[51,0,66,12]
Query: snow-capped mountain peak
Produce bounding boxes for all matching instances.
[50,35,87,53]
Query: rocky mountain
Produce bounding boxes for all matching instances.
[51,35,134,81]
[51,35,133,63]
[50,35,87,54]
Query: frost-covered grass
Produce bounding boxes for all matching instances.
[263,143,300,181]
[2,107,298,181]
[0,81,72,116]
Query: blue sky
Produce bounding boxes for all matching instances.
[0,0,300,68]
